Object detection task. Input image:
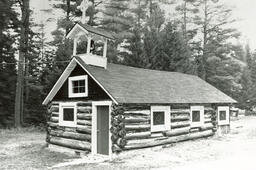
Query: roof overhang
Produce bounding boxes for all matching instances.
[42,57,118,105]
[66,23,115,41]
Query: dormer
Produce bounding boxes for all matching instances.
[66,22,115,69]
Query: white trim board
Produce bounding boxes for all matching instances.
[42,59,77,105]
[59,102,77,127]
[68,75,88,98]
[217,106,230,125]
[42,57,118,105]
[92,101,112,157]
[150,106,170,132]
[190,106,204,128]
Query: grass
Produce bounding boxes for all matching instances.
[1,116,256,170]
[0,127,76,170]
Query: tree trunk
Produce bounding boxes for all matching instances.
[15,0,30,127]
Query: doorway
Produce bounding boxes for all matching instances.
[92,101,112,156]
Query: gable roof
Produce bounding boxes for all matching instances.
[43,56,237,105]
[66,23,115,40]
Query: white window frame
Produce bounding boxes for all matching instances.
[218,106,230,125]
[190,106,204,127]
[150,106,170,132]
[59,102,77,127]
[68,75,88,98]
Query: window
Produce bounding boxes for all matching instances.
[190,106,204,127]
[218,106,229,125]
[68,75,88,98]
[59,103,77,127]
[151,106,170,132]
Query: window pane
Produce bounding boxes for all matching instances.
[79,87,85,93]
[71,79,86,94]
[73,87,79,93]
[79,80,85,86]
[73,81,79,87]
[192,111,200,122]
[63,108,74,121]
[153,112,165,125]
[219,111,226,120]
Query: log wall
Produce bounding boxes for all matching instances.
[112,104,218,152]
[46,101,92,152]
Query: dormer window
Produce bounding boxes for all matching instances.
[68,75,88,98]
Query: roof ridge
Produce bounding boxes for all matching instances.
[107,62,196,76]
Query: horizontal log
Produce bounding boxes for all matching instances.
[76,125,91,134]
[171,109,190,114]
[124,110,150,116]
[204,114,211,119]
[77,113,92,120]
[125,124,150,131]
[151,132,164,138]
[171,115,190,121]
[201,123,214,131]
[164,127,190,137]
[52,112,59,117]
[124,130,214,150]
[171,121,190,129]
[190,128,200,133]
[124,116,149,123]
[77,106,92,113]
[49,136,91,151]
[48,122,58,128]
[77,120,92,126]
[125,131,151,140]
[50,117,59,123]
[204,107,214,111]
[50,106,59,112]
[51,102,60,105]
[204,118,212,123]
[49,130,91,141]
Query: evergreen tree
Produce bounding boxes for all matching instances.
[0,0,18,127]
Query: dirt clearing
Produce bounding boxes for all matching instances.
[1,116,256,170]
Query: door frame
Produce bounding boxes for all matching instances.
[92,101,112,157]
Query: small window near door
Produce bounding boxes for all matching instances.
[190,106,204,127]
[151,106,170,132]
[59,103,77,127]
[218,106,229,125]
[68,75,88,98]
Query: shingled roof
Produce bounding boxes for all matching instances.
[76,56,236,104]
[43,56,237,105]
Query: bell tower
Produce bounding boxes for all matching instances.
[65,0,115,69]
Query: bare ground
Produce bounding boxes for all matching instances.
[1,116,256,170]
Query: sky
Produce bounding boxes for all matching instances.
[30,0,256,50]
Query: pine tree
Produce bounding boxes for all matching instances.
[0,0,18,127]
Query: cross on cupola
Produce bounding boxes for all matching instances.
[65,0,115,69]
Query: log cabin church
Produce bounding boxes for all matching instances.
[43,12,236,156]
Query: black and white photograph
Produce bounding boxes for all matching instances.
[0,0,256,169]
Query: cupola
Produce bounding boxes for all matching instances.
[66,0,115,69]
